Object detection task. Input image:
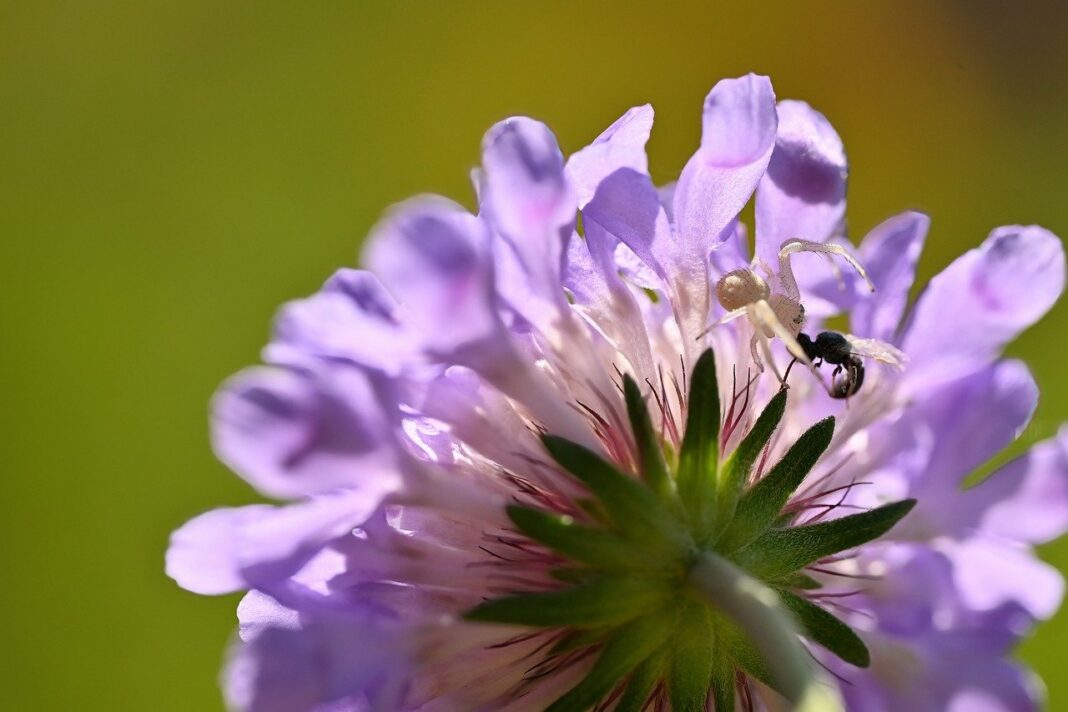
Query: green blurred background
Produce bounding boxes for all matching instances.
[3,1,1068,708]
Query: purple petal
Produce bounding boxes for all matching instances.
[902,225,1065,389]
[581,168,671,279]
[564,221,655,380]
[363,196,502,359]
[166,493,376,595]
[565,104,653,208]
[956,426,1068,544]
[166,505,276,595]
[948,537,1064,619]
[266,269,415,374]
[673,74,777,256]
[944,667,1040,712]
[225,615,410,712]
[211,365,401,499]
[237,590,301,642]
[421,366,549,478]
[480,117,575,309]
[850,212,930,341]
[915,359,1037,490]
[755,100,848,267]
[885,362,1035,545]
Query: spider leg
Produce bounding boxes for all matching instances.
[750,299,834,396]
[777,238,876,299]
[743,310,785,384]
[749,328,764,371]
[695,306,748,340]
[759,331,784,384]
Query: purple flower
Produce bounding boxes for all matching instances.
[167,75,1067,711]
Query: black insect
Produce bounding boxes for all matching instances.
[797,331,865,399]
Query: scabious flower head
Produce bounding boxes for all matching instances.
[167,75,1068,711]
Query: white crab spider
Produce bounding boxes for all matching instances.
[701,238,876,390]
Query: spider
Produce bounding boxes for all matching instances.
[701,239,875,391]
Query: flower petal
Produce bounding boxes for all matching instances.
[364,196,501,360]
[946,537,1064,619]
[755,100,848,267]
[211,365,401,499]
[902,225,1065,389]
[581,167,672,281]
[225,614,411,712]
[674,74,777,257]
[565,104,653,208]
[480,117,575,324]
[913,359,1037,490]
[237,590,301,642]
[670,74,777,343]
[266,269,414,374]
[956,425,1068,544]
[850,212,930,341]
[166,493,375,595]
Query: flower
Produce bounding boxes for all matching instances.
[167,74,1068,711]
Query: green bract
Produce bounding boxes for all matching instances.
[465,349,914,711]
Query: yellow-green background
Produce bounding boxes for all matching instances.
[4,1,1068,709]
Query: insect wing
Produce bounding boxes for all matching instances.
[844,335,907,369]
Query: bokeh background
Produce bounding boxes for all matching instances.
[4,1,1068,709]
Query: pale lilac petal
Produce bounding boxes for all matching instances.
[565,104,653,207]
[166,505,276,595]
[903,225,1065,388]
[915,360,1037,488]
[613,241,661,290]
[480,117,575,316]
[850,212,930,341]
[945,667,1040,712]
[211,366,401,499]
[225,615,410,712]
[266,270,414,374]
[421,366,549,480]
[237,591,301,642]
[956,426,1068,544]
[564,221,655,380]
[947,537,1064,619]
[581,168,672,280]
[166,493,380,595]
[363,196,501,359]
[656,181,676,220]
[668,75,776,344]
[673,74,777,256]
[709,220,750,278]
[755,100,847,267]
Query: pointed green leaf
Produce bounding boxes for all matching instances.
[615,648,667,712]
[547,627,612,657]
[464,575,669,628]
[623,375,672,500]
[738,499,917,579]
[718,416,835,552]
[678,349,720,536]
[547,610,675,711]
[506,505,636,569]
[710,649,736,712]
[777,588,870,667]
[668,600,715,712]
[541,435,686,549]
[713,389,787,539]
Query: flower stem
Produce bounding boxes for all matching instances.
[688,552,842,712]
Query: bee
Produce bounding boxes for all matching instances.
[796,331,906,399]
